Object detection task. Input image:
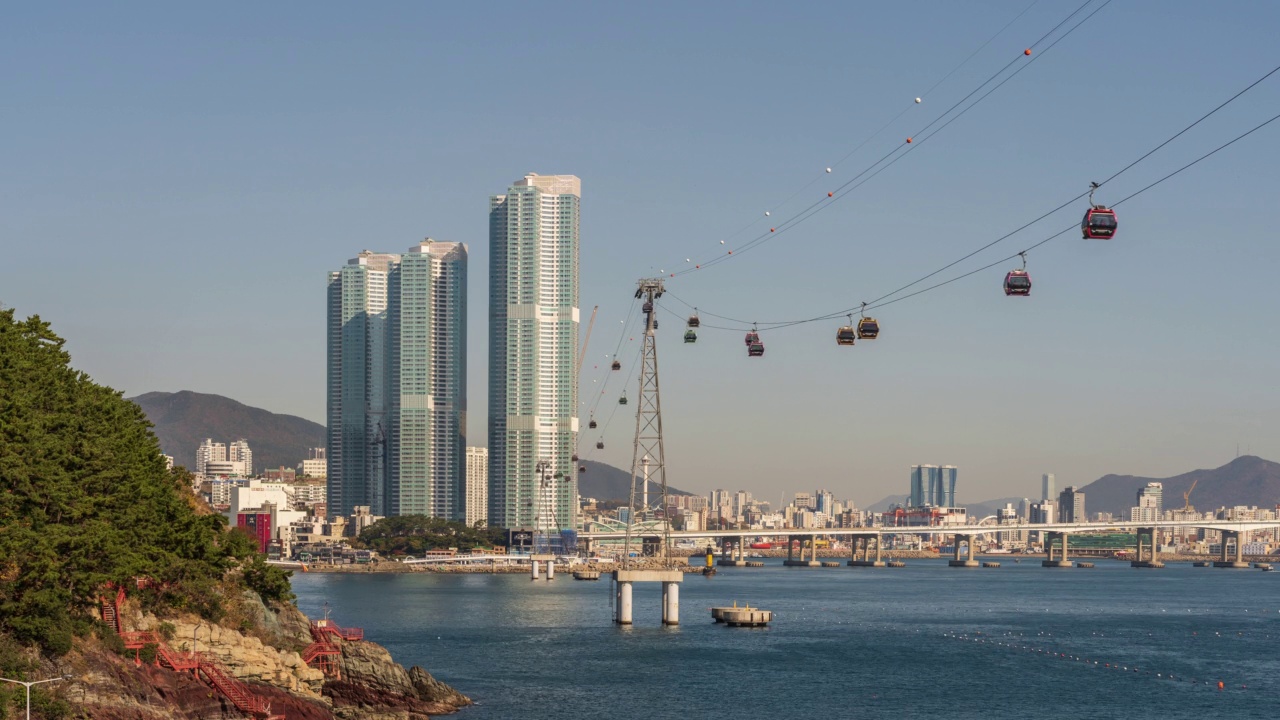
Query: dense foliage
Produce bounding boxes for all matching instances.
[0,309,292,655]
[354,516,506,556]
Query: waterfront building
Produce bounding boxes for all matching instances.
[1058,486,1086,523]
[938,466,958,507]
[910,465,955,507]
[466,446,489,527]
[488,173,581,533]
[326,239,468,520]
[1042,473,1055,501]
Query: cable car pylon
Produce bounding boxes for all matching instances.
[622,278,673,569]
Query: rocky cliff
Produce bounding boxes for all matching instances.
[70,591,471,719]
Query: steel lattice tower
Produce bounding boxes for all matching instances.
[623,278,671,568]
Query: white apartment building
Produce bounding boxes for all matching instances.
[196,439,227,475]
[466,446,489,527]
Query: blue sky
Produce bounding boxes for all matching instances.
[4,1,1279,506]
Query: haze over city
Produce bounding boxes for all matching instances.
[4,1,1279,505]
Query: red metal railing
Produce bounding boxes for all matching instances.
[198,657,273,717]
[312,619,363,641]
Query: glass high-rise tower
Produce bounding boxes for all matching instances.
[488,174,581,533]
[326,240,468,520]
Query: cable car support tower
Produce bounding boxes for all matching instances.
[623,278,672,569]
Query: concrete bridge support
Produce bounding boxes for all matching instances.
[613,570,683,626]
[616,581,633,625]
[949,535,979,567]
[1042,532,1071,568]
[1214,530,1248,568]
[1132,527,1164,568]
[848,535,885,567]
[718,538,747,567]
[785,535,820,567]
[662,582,679,625]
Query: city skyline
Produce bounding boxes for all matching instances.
[4,2,1279,504]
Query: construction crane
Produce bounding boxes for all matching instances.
[1181,478,1198,513]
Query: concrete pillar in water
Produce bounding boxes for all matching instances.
[1045,533,1055,562]
[1061,533,1069,560]
[954,538,963,562]
[1235,532,1244,563]
[967,536,975,562]
[1221,531,1231,562]
[546,560,555,580]
[530,560,540,581]
[662,582,679,625]
[617,582,633,625]
[875,536,882,563]
[787,537,794,563]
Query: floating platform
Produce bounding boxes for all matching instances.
[1130,561,1165,569]
[1076,562,1095,569]
[848,560,886,568]
[1042,560,1072,568]
[948,560,980,568]
[886,561,906,568]
[716,560,749,567]
[783,560,822,567]
[745,561,765,567]
[572,569,601,581]
[1213,561,1250,569]
[722,607,772,627]
[982,562,1001,568]
[820,562,841,568]
[1193,561,1210,567]
[1253,563,1272,570]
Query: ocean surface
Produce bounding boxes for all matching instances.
[292,560,1279,720]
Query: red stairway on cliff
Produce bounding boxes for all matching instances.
[104,584,283,719]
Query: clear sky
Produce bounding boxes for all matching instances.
[4,1,1279,507]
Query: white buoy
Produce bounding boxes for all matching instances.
[915,97,922,103]
[825,167,832,173]
[764,211,770,216]
[720,240,725,244]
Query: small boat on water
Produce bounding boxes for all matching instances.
[749,542,773,550]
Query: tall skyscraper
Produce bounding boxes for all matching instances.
[910,465,944,507]
[1042,473,1056,501]
[1058,486,1086,523]
[939,466,958,507]
[488,174,581,532]
[1131,482,1163,522]
[326,239,468,520]
[465,446,489,527]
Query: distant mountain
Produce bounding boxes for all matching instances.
[1075,455,1280,517]
[577,460,694,501]
[130,391,325,473]
[864,494,909,513]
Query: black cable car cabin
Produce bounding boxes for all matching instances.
[642,301,653,313]
[619,395,628,405]
[836,325,857,346]
[684,329,697,343]
[747,341,765,357]
[857,317,879,340]
[588,419,597,429]
[596,441,604,450]
[1004,269,1031,296]
[1082,207,1117,239]
[611,360,621,371]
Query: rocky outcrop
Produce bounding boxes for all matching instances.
[322,640,473,719]
[72,592,471,719]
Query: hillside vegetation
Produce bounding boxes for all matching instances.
[0,309,292,661]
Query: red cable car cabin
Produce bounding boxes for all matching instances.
[1082,207,1117,239]
[1004,269,1031,296]
[747,340,765,357]
[745,331,760,346]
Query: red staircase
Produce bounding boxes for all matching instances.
[301,624,342,679]
[198,657,274,718]
[109,585,283,718]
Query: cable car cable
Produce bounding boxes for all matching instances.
[669,0,1105,279]
[667,60,1280,328]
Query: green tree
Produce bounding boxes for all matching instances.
[0,309,292,654]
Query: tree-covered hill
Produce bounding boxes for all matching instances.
[353,516,507,556]
[0,309,291,657]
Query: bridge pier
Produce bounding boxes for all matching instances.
[1214,530,1248,568]
[613,570,682,626]
[949,535,978,567]
[848,534,886,567]
[717,538,747,567]
[530,560,540,581]
[1131,527,1164,568]
[1042,532,1071,568]
[785,535,820,567]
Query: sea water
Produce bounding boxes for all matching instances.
[292,560,1279,719]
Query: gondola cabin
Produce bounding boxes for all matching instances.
[745,331,760,346]
[836,326,857,346]
[687,314,701,328]
[857,317,879,340]
[748,341,765,357]
[596,441,604,450]
[611,360,621,371]
[684,329,697,343]
[1004,269,1032,296]
[642,301,653,313]
[1082,207,1117,239]
[619,395,628,405]
[588,419,597,429]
